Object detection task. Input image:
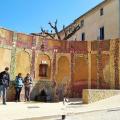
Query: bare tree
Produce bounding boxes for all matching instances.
[32,20,81,41]
[48,20,61,40]
[40,27,55,39]
[63,25,67,39]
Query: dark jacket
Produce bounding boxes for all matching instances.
[0,71,10,87]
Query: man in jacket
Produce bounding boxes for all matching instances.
[0,67,10,105]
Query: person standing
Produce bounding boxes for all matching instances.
[15,73,24,102]
[24,73,32,101]
[0,67,10,105]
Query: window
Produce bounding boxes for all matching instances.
[39,64,48,77]
[100,27,104,40]
[81,32,85,41]
[100,8,104,16]
[81,20,84,27]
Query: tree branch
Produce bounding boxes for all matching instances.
[63,25,67,38]
[48,20,61,40]
[40,27,55,39]
[63,25,80,40]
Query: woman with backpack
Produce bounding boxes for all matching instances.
[15,73,24,102]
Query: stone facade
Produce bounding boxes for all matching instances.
[59,0,120,41]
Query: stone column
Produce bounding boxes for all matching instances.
[88,41,91,89]
[110,40,115,89]
[52,49,57,82]
[30,36,36,79]
[97,41,104,89]
[114,39,119,89]
[119,39,120,89]
[31,49,35,79]
[71,51,74,97]
[10,32,17,80]
[51,49,57,101]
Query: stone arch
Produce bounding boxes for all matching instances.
[15,50,31,77]
[56,56,70,85]
[35,54,51,80]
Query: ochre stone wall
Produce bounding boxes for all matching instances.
[56,56,70,84]
[17,33,33,43]
[0,28,120,100]
[91,54,97,88]
[15,50,31,77]
[74,55,88,81]
[0,48,11,72]
[0,28,13,45]
[48,40,62,48]
[73,55,88,97]
[102,54,110,85]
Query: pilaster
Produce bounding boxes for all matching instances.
[88,41,91,89]
[10,32,17,80]
[114,39,119,89]
[30,36,36,79]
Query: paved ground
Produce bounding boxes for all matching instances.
[0,95,120,120]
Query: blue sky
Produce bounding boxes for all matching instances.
[0,0,103,34]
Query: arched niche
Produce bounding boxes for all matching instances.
[73,55,88,97]
[35,54,51,80]
[56,56,70,85]
[74,55,88,81]
[15,51,31,77]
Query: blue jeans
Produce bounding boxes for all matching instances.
[0,85,7,104]
[15,87,22,102]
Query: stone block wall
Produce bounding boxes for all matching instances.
[82,89,120,104]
